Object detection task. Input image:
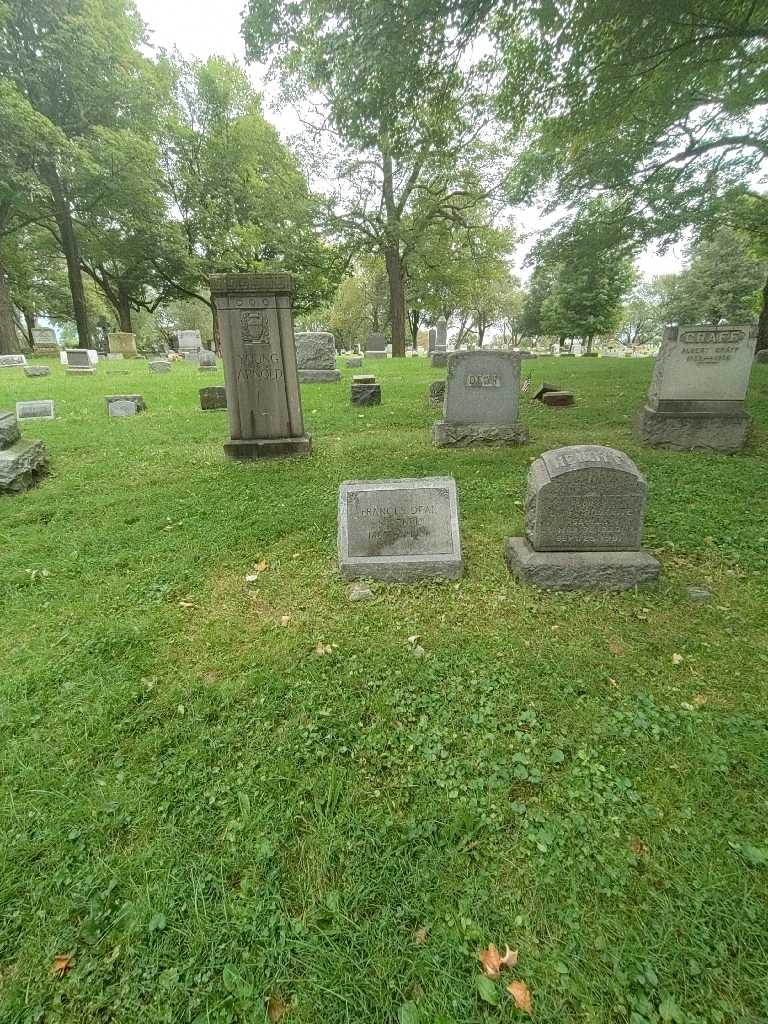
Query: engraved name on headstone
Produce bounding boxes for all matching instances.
[338,477,463,581]
[16,400,55,421]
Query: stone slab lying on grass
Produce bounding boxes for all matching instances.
[541,390,574,407]
[0,437,49,494]
[338,476,463,582]
[24,365,51,378]
[351,383,381,406]
[200,386,227,410]
[16,400,55,421]
[105,394,146,416]
[149,360,171,373]
[0,410,21,448]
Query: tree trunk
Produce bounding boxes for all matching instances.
[408,307,421,349]
[23,309,36,348]
[756,270,768,352]
[476,313,486,348]
[45,166,91,346]
[585,335,594,354]
[117,282,132,333]
[381,148,406,358]
[0,259,20,354]
[211,299,220,353]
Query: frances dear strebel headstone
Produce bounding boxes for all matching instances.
[635,323,756,452]
[210,272,310,459]
[506,445,660,590]
[338,477,463,581]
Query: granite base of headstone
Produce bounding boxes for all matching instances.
[433,350,528,447]
[346,357,363,368]
[0,410,49,495]
[337,476,463,581]
[428,380,446,408]
[200,386,227,411]
[24,365,51,378]
[351,381,381,405]
[635,324,756,453]
[105,394,146,417]
[210,272,311,460]
[149,360,172,374]
[295,331,341,382]
[505,445,660,591]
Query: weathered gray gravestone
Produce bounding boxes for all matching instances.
[505,445,660,590]
[64,349,94,374]
[177,330,202,361]
[351,380,381,405]
[635,323,756,452]
[31,326,57,351]
[338,476,463,581]
[148,360,172,373]
[198,349,217,371]
[200,386,227,411]
[0,410,49,494]
[295,332,341,382]
[346,356,363,368]
[428,380,446,408]
[431,317,448,367]
[107,332,138,359]
[755,349,768,364]
[428,327,437,354]
[209,272,310,459]
[105,394,146,416]
[433,350,528,447]
[366,332,387,358]
[0,354,27,368]
[24,365,51,378]
[16,400,55,421]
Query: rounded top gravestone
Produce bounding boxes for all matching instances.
[525,445,648,552]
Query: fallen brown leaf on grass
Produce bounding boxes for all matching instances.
[480,944,518,978]
[178,600,196,609]
[608,640,625,656]
[629,838,649,855]
[51,953,73,977]
[414,926,428,945]
[692,693,707,707]
[314,642,335,655]
[672,652,684,665]
[506,980,533,1015]
[266,993,289,1022]
[279,615,291,626]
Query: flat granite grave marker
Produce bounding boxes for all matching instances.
[24,365,51,378]
[177,330,202,361]
[366,332,387,358]
[505,445,660,590]
[0,410,49,494]
[198,349,217,371]
[433,350,528,447]
[635,323,756,452]
[351,379,381,405]
[210,272,310,459]
[295,332,341,382]
[346,357,363,368]
[0,354,27,368]
[105,394,146,417]
[148,359,172,373]
[200,386,227,410]
[338,476,463,581]
[16,400,55,421]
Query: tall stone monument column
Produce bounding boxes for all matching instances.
[209,272,311,460]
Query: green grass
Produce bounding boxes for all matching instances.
[1,354,767,1024]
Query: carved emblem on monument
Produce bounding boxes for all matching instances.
[241,310,270,346]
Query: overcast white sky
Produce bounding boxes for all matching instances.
[134,0,684,279]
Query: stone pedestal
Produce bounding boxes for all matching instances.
[295,332,341,382]
[541,391,574,407]
[351,382,381,406]
[433,350,528,448]
[200,386,227,411]
[505,445,660,591]
[635,324,756,453]
[210,272,311,460]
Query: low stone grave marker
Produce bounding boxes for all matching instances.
[346,357,363,368]
[108,332,138,359]
[755,350,768,364]
[433,350,528,447]
[198,349,217,371]
[177,329,202,361]
[365,332,387,358]
[24,365,51,378]
[351,377,381,405]
[635,323,756,452]
[428,380,446,408]
[200,386,227,411]
[505,444,660,590]
[0,354,27,368]
[295,332,340,382]
[64,349,95,375]
[148,360,172,373]
[16,400,55,421]
[338,476,463,581]
[0,410,49,494]
[106,353,124,361]
[105,394,146,417]
[541,391,574,407]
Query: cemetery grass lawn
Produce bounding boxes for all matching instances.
[2,356,768,1024]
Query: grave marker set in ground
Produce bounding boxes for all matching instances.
[338,477,464,581]
[105,394,146,417]
[635,323,756,452]
[31,327,59,356]
[210,272,311,459]
[198,349,217,372]
[200,386,227,411]
[295,332,341,382]
[0,410,49,495]
[433,350,528,447]
[177,330,202,361]
[108,332,138,359]
[0,354,27,368]
[16,400,55,421]
[148,359,171,373]
[431,316,448,367]
[351,374,381,405]
[24,365,51,378]
[366,332,387,358]
[64,349,95,375]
